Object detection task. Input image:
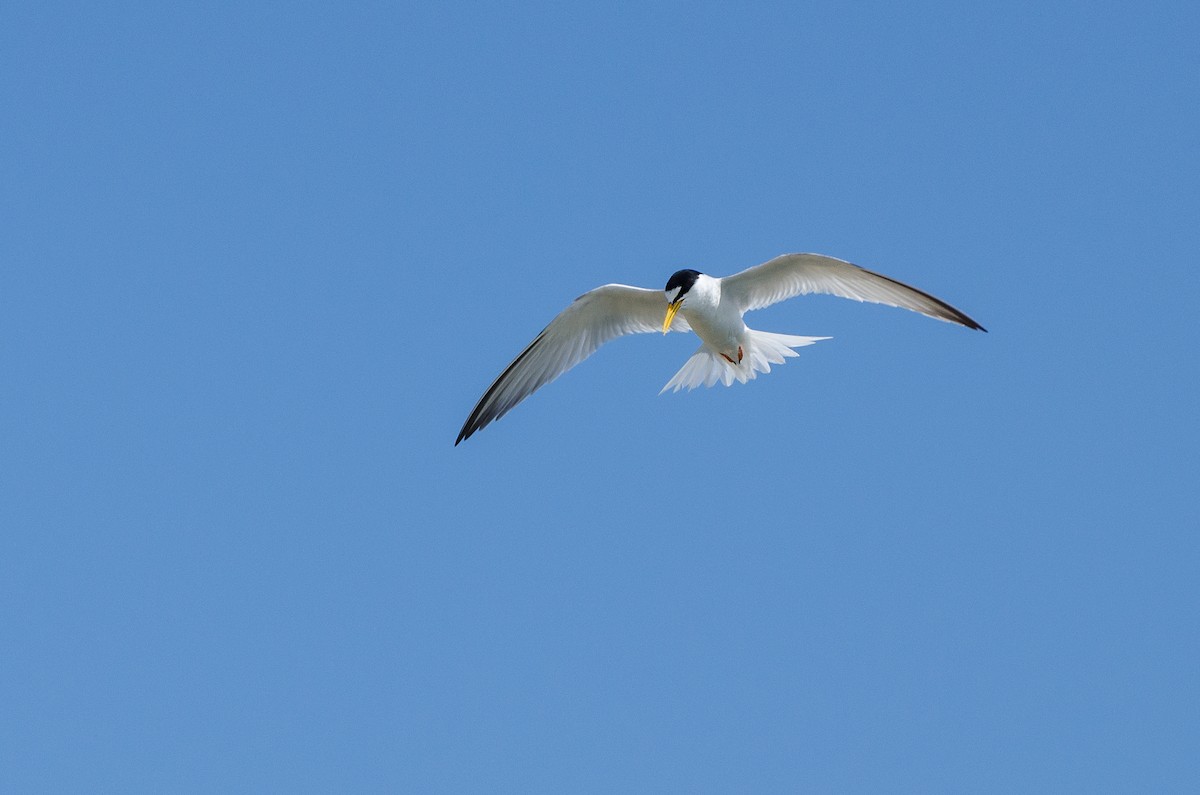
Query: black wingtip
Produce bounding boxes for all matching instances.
[960,313,987,333]
[942,304,985,333]
[956,314,987,333]
[934,298,986,333]
[454,417,474,446]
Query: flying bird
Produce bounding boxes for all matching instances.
[455,253,985,444]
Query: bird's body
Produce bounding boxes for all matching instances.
[456,253,985,444]
[674,273,741,360]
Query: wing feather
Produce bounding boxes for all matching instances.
[455,284,689,444]
[721,253,985,331]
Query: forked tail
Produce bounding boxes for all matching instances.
[660,330,830,393]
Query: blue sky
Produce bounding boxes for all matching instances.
[3,1,1198,791]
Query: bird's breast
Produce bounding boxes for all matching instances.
[683,303,746,354]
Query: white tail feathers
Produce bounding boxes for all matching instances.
[660,331,830,393]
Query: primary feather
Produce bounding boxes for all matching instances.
[722,253,986,329]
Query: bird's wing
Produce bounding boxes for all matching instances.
[720,253,986,331]
[456,284,689,444]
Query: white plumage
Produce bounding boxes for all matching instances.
[456,253,984,444]
[660,331,829,393]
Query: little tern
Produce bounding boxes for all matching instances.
[455,253,985,444]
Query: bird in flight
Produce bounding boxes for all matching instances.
[455,253,985,445]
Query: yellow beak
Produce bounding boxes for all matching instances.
[662,299,683,334]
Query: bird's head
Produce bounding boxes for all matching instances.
[662,269,701,333]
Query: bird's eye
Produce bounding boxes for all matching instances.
[666,287,682,302]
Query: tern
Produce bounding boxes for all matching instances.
[455,253,985,444]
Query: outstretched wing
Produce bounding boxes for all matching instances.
[456,284,691,444]
[720,253,985,331]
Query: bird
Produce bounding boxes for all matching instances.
[455,253,985,444]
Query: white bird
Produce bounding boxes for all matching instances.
[456,253,985,444]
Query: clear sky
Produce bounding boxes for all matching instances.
[3,1,1198,791]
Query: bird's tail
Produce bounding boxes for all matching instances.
[659,331,830,393]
